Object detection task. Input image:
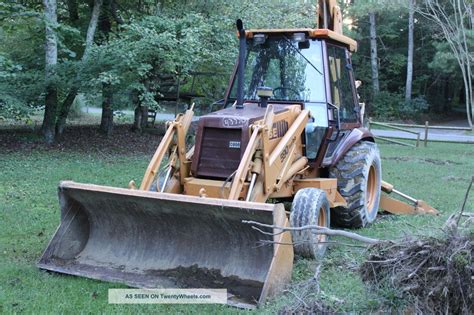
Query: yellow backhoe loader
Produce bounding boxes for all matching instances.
[38,0,438,308]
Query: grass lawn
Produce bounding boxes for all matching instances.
[1,128,473,313]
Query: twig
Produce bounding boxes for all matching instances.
[283,289,308,309]
[255,239,368,248]
[313,262,322,294]
[456,176,474,226]
[242,220,381,244]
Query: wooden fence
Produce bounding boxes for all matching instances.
[368,120,473,147]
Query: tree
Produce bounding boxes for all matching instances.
[55,0,102,137]
[405,0,415,102]
[42,0,58,144]
[369,11,380,97]
[98,0,117,135]
[416,0,474,127]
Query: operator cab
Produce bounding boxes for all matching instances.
[223,29,360,165]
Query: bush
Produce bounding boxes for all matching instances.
[370,91,403,120]
[0,98,32,122]
[369,92,429,121]
[399,96,429,119]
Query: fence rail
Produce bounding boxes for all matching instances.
[386,122,472,131]
[368,120,473,147]
[368,120,421,147]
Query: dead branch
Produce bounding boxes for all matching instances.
[361,231,472,314]
[456,176,473,225]
[242,220,381,244]
[255,239,368,248]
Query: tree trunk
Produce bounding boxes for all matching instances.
[133,106,149,132]
[141,106,148,130]
[55,88,78,137]
[54,0,102,138]
[416,0,473,127]
[133,106,143,132]
[131,89,149,132]
[84,0,102,58]
[98,0,115,135]
[405,0,415,102]
[42,0,58,144]
[100,84,114,135]
[131,90,143,132]
[43,86,58,144]
[369,11,380,97]
[461,1,473,126]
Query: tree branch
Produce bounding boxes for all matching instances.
[456,176,474,225]
[242,220,381,244]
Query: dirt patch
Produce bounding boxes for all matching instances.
[382,156,412,162]
[146,265,263,303]
[422,158,463,166]
[0,124,164,156]
[360,231,473,314]
[443,175,469,182]
[382,156,463,165]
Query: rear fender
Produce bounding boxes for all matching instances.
[324,128,374,167]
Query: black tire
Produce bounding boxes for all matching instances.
[329,141,382,228]
[290,188,331,259]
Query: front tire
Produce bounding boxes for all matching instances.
[329,141,382,228]
[290,188,331,259]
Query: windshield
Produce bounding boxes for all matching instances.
[230,37,326,103]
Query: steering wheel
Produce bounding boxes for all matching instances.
[272,86,301,100]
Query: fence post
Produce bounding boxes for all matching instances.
[424,121,429,147]
[416,133,420,148]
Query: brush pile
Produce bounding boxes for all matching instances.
[360,224,473,314]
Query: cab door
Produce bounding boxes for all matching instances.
[320,42,361,165]
[326,43,360,127]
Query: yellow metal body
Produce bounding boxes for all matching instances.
[141,105,349,208]
[140,105,438,217]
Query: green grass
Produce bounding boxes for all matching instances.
[1,142,473,313]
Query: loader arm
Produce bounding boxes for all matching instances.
[140,106,194,191]
[228,105,310,202]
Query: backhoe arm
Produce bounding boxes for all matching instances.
[318,0,343,34]
[380,180,439,215]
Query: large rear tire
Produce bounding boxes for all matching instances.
[329,141,381,228]
[290,188,331,259]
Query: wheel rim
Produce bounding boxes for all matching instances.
[317,207,327,245]
[366,164,377,214]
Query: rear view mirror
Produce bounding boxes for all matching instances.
[298,40,310,50]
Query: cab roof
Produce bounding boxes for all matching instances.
[243,28,357,52]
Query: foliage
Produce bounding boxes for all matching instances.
[371,91,429,121]
[0,0,472,131]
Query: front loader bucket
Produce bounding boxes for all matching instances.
[38,181,293,307]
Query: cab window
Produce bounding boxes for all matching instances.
[327,45,358,123]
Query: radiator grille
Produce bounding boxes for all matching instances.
[196,127,242,179]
